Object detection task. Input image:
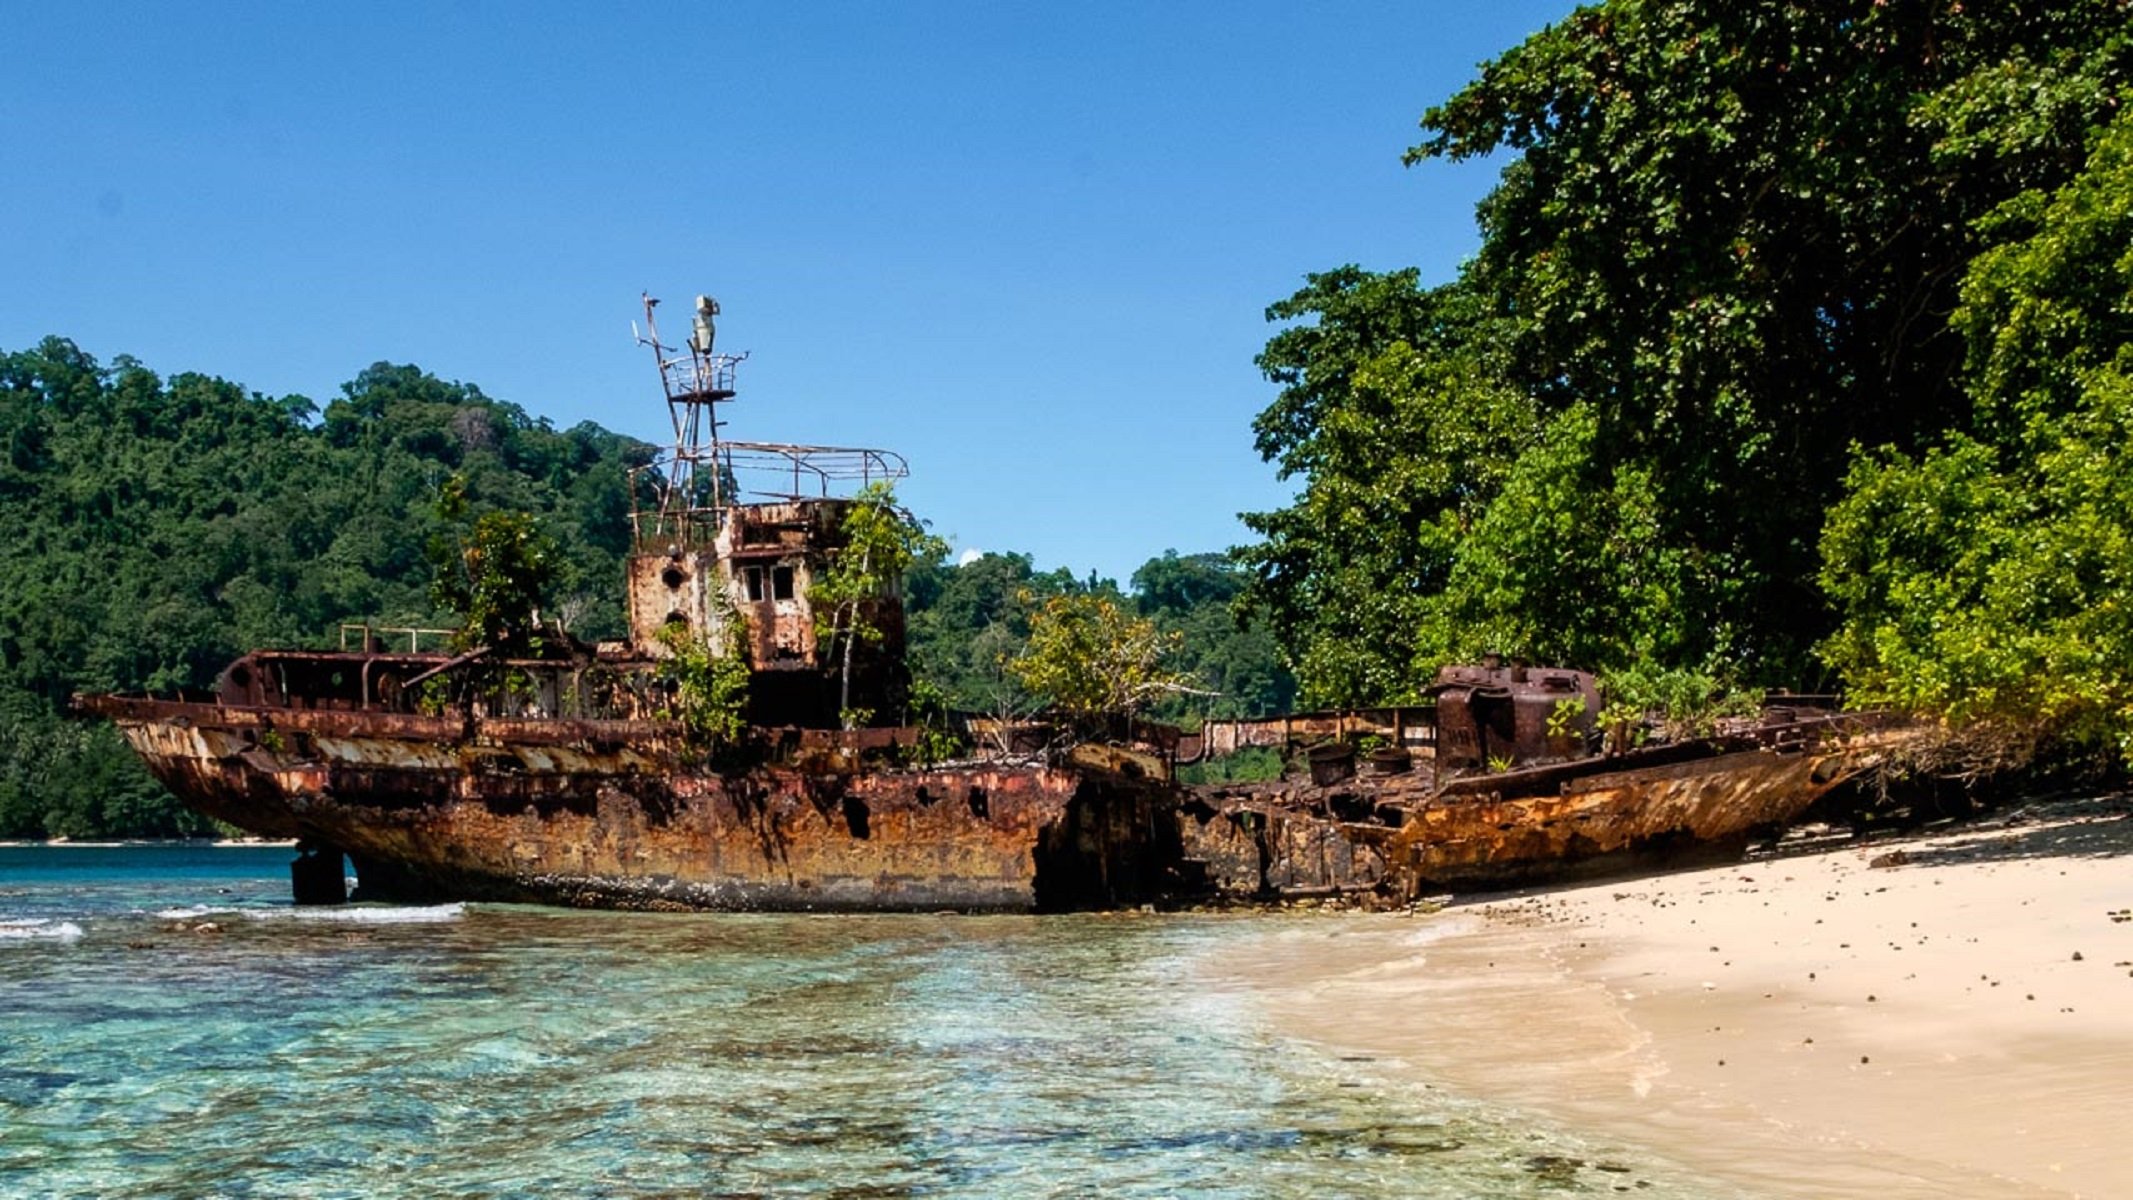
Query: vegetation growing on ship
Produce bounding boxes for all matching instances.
[655,621,751,747]
[1008,593,1195,719]
[428,480,561,657]
[1597,664,1760,754]
[902,550,1293,726]
[811,482,946,729]
[1239,0,2133,766]
[899,677,965,765]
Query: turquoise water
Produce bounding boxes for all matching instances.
[0,846,1720,1198]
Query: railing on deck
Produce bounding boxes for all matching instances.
[338,624,458,653]
[1185,705,1439,763]
[658,350,742,400]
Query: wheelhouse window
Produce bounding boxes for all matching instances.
[771,565,796,601]
[743,566,765,602]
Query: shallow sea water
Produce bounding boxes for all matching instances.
[0,846,1729,1198]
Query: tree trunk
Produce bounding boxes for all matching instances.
[840,602,856,727]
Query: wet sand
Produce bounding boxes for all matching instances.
[1226,797,2133,1198]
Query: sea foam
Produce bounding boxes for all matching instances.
[0,918,86,943]
[247,902,467,925]
[152,904,237,921]
[150,902,467,925]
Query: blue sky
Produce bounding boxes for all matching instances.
[3,1,1572,585]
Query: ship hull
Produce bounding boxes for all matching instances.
[90,701,1171,912]
[83,699,1911,910]
[1178,726,1909,901]
[1392,743,1870,893]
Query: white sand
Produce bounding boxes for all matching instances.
[1229,797,2133,1198]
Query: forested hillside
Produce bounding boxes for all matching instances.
[0,340,1291,837]
[0,340,650,837]
[1240,1,2133,763]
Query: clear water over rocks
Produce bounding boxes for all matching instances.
[0,846,1725,1197]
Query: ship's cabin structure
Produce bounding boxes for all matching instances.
[623,293,911,727]
[1429,659,1601,770]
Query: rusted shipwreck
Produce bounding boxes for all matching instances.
[1176,665,1909,900]
[81,296,1908,911]
[84,296,1177,911]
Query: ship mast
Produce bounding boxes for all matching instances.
[629,292,909,554]
[635,292,743,549]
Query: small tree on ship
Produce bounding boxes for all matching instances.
[656,620,752,746]
[1009,592,1197,725]
[812,482,946,729]
[428,478,559,658]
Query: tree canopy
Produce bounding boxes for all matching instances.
[1240,0,2133,710]
[1821,108,2133,759]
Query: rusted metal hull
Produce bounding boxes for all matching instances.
[82,697,1910,910]
[86,699,1170,912]
[1180,727,1909,902]
[1174,793,1401,899]
[1386,741,1877,895]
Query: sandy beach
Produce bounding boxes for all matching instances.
[1226,796,2133,1198]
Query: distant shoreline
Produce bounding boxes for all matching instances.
[0,838,298,848]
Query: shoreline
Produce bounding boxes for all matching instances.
[1224,797,2133,1199]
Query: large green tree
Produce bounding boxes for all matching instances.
[1821,109,2133,758]
[1242,0,2132,704]
[1240,271,1535,704]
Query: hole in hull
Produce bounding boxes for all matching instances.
[841,796,871,839]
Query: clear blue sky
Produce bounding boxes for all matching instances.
[3,1,1571,586]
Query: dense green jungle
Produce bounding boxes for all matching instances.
[7,1,2133,837]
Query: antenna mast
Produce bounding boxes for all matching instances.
[628,291,909,553]
[635,292,745,548]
